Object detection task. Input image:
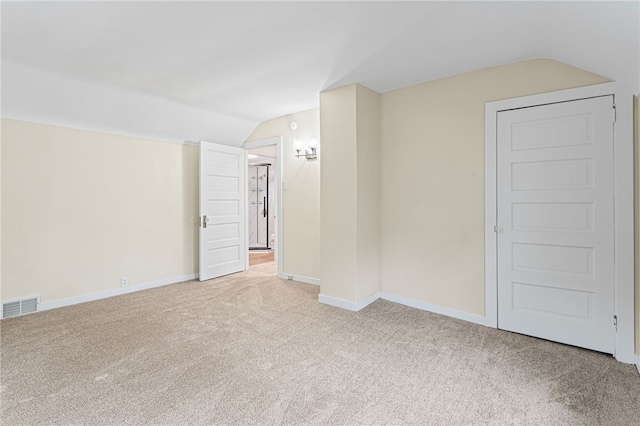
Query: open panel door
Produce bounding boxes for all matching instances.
[199,141,247,281]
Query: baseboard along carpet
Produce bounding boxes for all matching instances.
[1,262,638,425]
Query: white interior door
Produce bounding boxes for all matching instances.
[199,141,247,281]
[497,96,615,353]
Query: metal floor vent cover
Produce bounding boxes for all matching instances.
[2,296,39,319]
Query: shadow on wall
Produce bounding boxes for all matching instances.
[183,144,199,274]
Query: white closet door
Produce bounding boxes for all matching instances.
[497,96,615,353]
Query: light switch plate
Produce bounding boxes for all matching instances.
[282,181,288,190]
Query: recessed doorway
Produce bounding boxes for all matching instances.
[247,160,275,251]
[243,137,283,276]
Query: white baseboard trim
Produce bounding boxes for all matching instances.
[317,290,490,325]
[635,355,640,375]
[278,273,320,286]
[379,292,490,327]
[38,273,199,312]
[318,292,381,312]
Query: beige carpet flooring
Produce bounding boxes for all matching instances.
[1,262,639,425]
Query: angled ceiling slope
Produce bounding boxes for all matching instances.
[1,1,638,145]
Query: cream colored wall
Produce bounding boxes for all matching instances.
[318,84,381,303]
[319,85,358,301]
[380,59,610,316]
[244,109,321,279]
[1,119,199,303]
[355,84,381,300]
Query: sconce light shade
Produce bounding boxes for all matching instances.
[294,137,318,160]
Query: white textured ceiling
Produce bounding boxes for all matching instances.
[2,1,638,145]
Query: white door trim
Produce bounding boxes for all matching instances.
[242,137,284,279]
[485,82,635,363]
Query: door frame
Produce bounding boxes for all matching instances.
[484,82,634,363]
[243,137,283,278]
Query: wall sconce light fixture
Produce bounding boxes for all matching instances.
[294,137,318,160]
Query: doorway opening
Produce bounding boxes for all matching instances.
[243,137,283,273]
[248,161,274,251]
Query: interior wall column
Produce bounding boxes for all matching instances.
[319,84,381,308]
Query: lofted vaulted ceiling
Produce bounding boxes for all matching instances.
[2,1,638,145]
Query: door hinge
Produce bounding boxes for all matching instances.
[493,225,503,233]
[201,215,207,229]
[612,105,616,123]
[613,315,617,332]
